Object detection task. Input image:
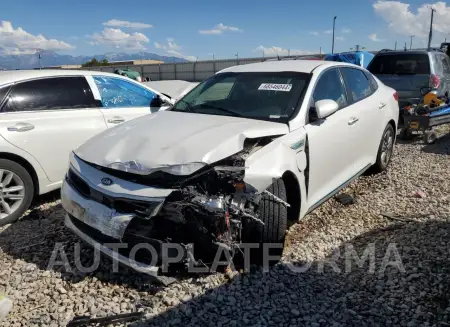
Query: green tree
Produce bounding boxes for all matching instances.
[82,58,109,67]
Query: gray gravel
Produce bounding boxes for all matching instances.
[0,127,449,327]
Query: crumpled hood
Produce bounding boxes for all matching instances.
[75,111,289,169]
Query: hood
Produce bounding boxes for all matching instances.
[75,111,289,171]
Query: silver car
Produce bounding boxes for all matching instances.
[368,48,450,122]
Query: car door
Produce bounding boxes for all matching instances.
[89,75,171,128]
[339,67,382,166]
[303,68,366,210]
[0,76,107,183]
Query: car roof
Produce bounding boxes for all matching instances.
[217,60,359,74]
[374,49,443,56]
[0,69,119,86]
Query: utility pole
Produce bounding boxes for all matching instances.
[332,16,337,54]
[37,49,42,69]
[404,42,407,50]
[394,41,397,50]
[410,35,414,49]
[427,7,436,50]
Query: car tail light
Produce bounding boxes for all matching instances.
[430,74,440,89]
[393,91,399,101]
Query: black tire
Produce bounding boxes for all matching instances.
[241,179,288,266]
[424,130,437,144]
[0,159,34,227]
[372,124,395,173]
[259,179,288,243]
[399,127,413,140]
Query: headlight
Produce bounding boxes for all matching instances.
[158,163,206,175]
[107,161,206,176]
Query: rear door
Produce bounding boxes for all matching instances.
[89,75,171,128]
[0,76,107,182]
[368,53,430,104]
[339,67,383,165]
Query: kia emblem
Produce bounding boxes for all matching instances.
[101,177,113,186]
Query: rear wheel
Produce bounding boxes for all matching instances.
[0,159,34,226]
[372,124,395,173]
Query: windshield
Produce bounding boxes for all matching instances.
[368,54,430,75]
[170,72,310,123]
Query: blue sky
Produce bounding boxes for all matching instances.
[2,0,450,60]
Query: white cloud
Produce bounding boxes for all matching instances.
[341,27,351,33]
[90,28,149,50]
[368,33,384,42]
[253,46,313,56]
[324,30,333,34]
[103,19,153,29]
[309,31,320,36]
[373,1,450,38]
[154,38,195,61]
[336,36,345,41]
[0,21,74,55]
[199,23,242,35]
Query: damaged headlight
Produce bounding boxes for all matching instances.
[108,161,206,176]
[158,163,206,175]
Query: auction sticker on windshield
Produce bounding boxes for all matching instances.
[258,83,292,92]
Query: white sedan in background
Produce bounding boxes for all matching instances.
[61,60,399,274]
[0,70,173,225]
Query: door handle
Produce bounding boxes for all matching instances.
[107,116,125,124]
[379,102,387,109]
[7,122,35,132]
[348,117,359,125]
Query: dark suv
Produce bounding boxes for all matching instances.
[368,48,450,123]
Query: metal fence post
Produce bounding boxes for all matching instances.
[193,62,196,82]
[213,60,216,74]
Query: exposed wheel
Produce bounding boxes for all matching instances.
[242,179,288,265]
[0,159,34,227]
[424,130,437,144]
[372,124,395,173]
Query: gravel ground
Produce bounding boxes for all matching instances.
[1,127,449,327]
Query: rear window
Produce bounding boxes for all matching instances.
[368,54,430,75]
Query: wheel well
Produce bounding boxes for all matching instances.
[388,119,397,132]
[0,152,39,196]
[282,171,301,221]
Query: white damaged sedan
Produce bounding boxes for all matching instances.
[61,60,399,274]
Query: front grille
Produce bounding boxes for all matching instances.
[66,168,162,218]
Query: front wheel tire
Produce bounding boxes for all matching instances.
[0,159,34,227]
[372,124,395,173]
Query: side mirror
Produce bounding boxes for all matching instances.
[315,99,339,119]
[150,95,163,108]
[420,86,432,95]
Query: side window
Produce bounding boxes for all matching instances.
[440,55,450,74]
[311,69,348,109]
[340,68,373,103]
[93,76,156,108]
[364,71,379,93]
[1,77,97,113]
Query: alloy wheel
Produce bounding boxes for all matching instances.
[380,128,394,167]
[0,169,25,220]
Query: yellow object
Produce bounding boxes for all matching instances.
[423,92,438,105]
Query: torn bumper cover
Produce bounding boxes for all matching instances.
[62,150,288,280]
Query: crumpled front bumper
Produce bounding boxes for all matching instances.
[61,153,179,284]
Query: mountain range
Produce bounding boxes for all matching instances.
[0,51,188,70]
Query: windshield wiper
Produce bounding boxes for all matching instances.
[195,103,244,117]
